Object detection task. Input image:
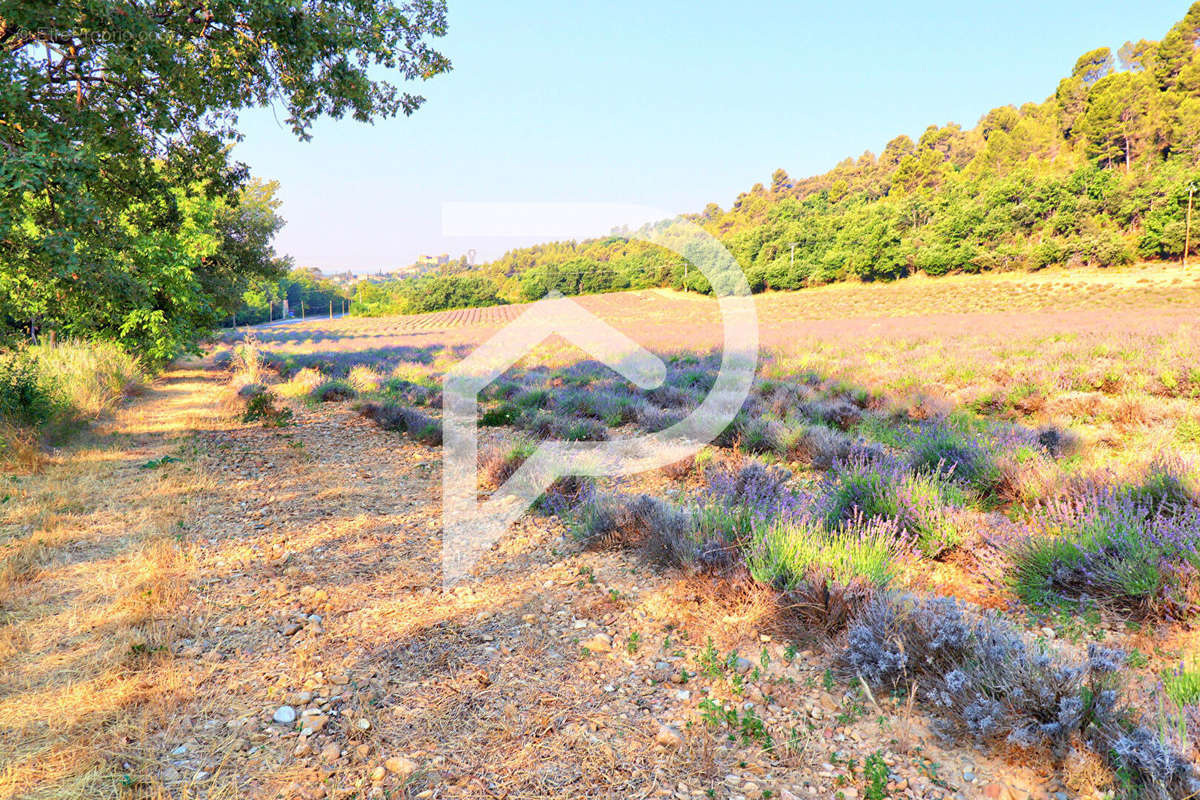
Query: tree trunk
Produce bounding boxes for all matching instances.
[1186,186,1195,268]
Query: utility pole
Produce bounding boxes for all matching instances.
[1185,182,1196,268]
[329,299,333,319]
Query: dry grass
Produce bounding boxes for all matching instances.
[0,367,223,800]
[0,423,46,474]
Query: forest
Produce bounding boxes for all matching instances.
[352,4,1200,314]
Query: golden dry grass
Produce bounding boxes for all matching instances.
[0,367,223,800]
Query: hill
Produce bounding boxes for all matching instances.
[351,2,1200,315]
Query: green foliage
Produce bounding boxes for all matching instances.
[351,272,504,316]
[746,517,896,589]
[1162,659,1200,707]
[1,2,449,358]
[237,265,350,326]
[140,455,180,470]
[863,751,890,800]
[310,380,357,403]
[0,351,54,426]
[242,390,293,427]
[480,403,521,427]
[0,340,144,436]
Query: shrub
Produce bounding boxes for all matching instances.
[737,416,783,455]
[844,593,1129,758]
[554,388,606,418]
[819,455,967,555]
[401,408,442,445]
[480,440,534,489]
[311,379,357,402]
[534,475,595,516]
[746,515,897,591]
[693,502,759,549]
[1123,456,1197,516]
[636,403,685,432]
[897,472,970,558]
[0,341,144,436]
[801,397,863,430]
[660,453,695,480]
[1011,489,1200,615]
[1162,659,1200,708]
[574,492,696,565]
[645,382,697,409]
[481,380,521,401]
[788,424,858,469]
[28,339,144,419]
[382,377,440,407]
[0,351,55,426]
[705,458,795,510]
[907,422,998,495]
[1034,425,1080,458]
[228,339,269,384]
[561,418,609,441]
[524,411,559,438]
[480,402,521,427]
[279,367,325,399]
[514,387,549,409]
[242,388,293,427]
[346,365,383,393]
[358,402,442,445]
[1107,724,1200,800]
[600,396,640,426]
[358,401,407,432]
[821,456,908,529]
[712,411,749,448]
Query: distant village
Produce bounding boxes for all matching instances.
[306,252,473,289]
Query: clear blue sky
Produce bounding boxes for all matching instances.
[232,0,1190,273]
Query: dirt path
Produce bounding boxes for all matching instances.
[1,362,1079,800]
[0,365,224,798]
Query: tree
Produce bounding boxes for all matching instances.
[1153,2,1200,90]
[771,168,792,193]
[1073,47,1115,85]
[1118,39,1156,72]
[1079,72,1155,171]
[0,1,450,357]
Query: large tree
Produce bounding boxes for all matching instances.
[0,1,450,358]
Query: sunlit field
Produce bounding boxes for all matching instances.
[197,263,1200,800]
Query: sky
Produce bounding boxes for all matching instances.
[231,0,1190,274]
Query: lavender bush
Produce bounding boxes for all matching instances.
[573,492,696,566]
[358,401,441,444]
[818,454,968,556]
[843,593,1200,798]
[1012,488,1200,615]
[906,421,999,496]
[746,514,898,591]
[535,475,595,517]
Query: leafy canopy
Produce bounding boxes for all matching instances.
[0,1,450,360]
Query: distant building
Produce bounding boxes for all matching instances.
[416,253,451,267]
